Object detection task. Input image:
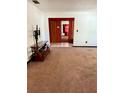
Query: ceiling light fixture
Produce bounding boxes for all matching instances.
[32,0,40,4]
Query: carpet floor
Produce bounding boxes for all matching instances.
[27,47,97,93]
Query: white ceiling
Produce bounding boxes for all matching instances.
[29,0,96,12]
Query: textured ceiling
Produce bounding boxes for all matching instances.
[29,0,97,12]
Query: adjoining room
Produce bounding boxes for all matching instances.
[49,18,74,47]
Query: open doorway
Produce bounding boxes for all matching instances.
[49,18,74,44]
[61,21,69,42]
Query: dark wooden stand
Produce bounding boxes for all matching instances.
[31,41,50,61]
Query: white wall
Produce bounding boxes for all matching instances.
[44,11,97,46]
[27,1,45,60]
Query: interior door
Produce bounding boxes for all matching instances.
[63,24,69,36]
[49,20,61,43]
[68,20,74,43]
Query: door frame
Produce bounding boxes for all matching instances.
[48,18,75,43]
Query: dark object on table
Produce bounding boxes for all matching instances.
[33,25,40,49]
[31,41,50,61]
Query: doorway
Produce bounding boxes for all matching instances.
[49,18,74,43]
[61,21,69,42]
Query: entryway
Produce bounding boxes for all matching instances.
[49,18,74,44]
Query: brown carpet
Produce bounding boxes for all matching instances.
[27,47,97,93]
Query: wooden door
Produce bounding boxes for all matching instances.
[68,20,74,43]
[63,24,69,36]
[49,20,61,43]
